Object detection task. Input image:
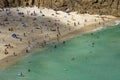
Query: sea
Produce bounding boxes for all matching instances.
[0,22,120,80]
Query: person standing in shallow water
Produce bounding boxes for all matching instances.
[54,45,57,48]
[20,72,24,77]
[28,69,31,72]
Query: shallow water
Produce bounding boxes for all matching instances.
[0,24,120,80]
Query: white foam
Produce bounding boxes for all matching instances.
[115,20,120,25]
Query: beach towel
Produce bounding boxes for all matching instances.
[12,34,19,39]
[22,23,27,27]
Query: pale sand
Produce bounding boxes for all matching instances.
[0,6,117,70]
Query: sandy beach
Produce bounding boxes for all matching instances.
[0,6,117,70]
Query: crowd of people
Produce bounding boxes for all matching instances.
[0,6,113,66]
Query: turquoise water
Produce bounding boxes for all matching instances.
[0,25,120,80]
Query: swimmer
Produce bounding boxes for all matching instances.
[63,41,66,44]
[64,68,68,71]
[28,69,31,72]
[71,57,75,61]
[54,45,57,48]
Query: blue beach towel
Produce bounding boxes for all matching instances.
[12,34,19,39]
[22,23,27,27]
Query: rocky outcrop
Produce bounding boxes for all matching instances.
[0,0,120,16]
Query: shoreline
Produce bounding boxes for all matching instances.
[0,6,119,70]
[0,17,119,70]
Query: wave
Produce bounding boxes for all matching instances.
[115,20,120,25]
